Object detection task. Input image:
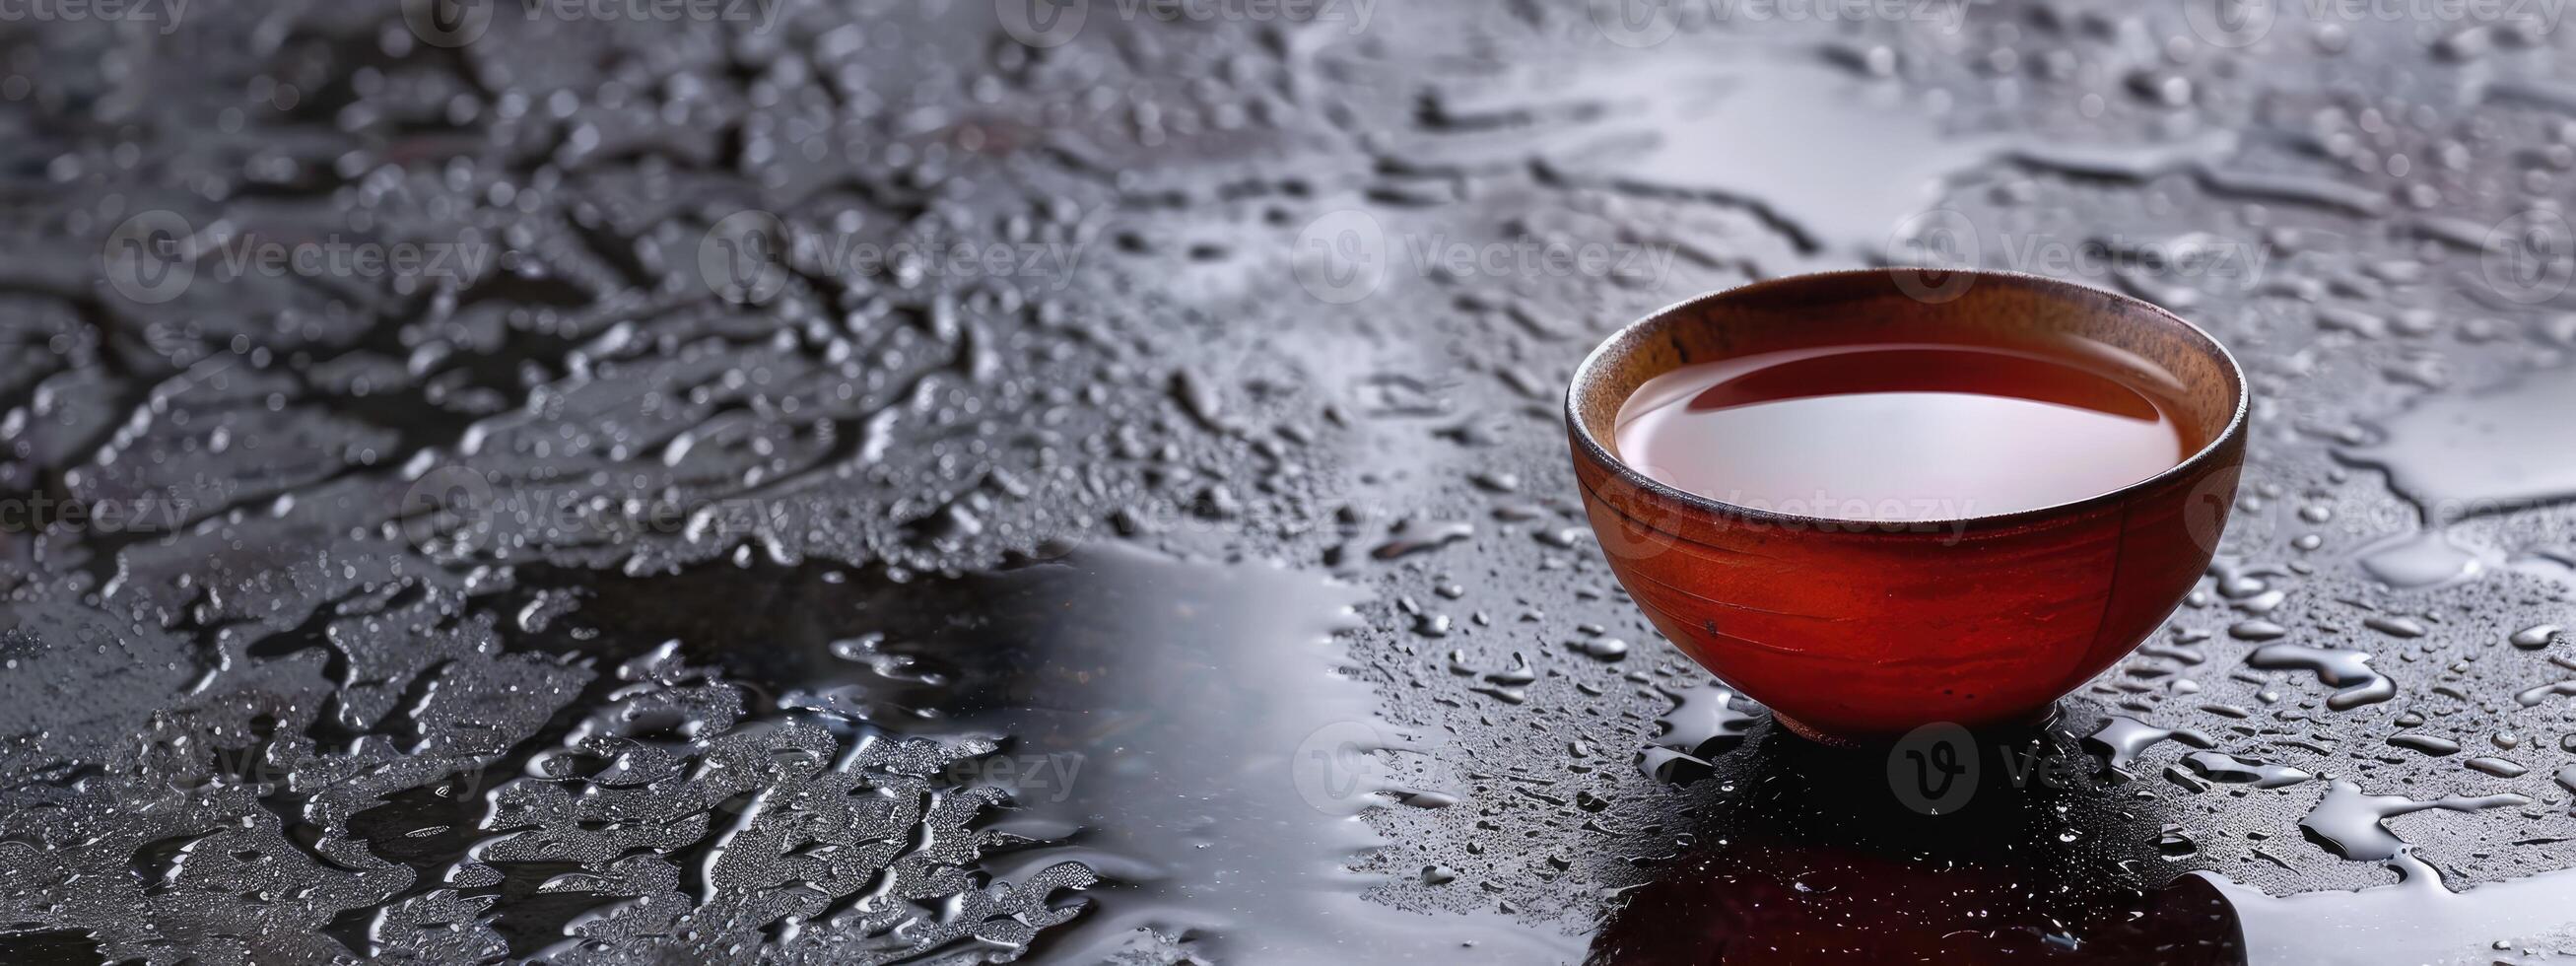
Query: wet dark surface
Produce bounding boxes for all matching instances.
[6,0,2576,962]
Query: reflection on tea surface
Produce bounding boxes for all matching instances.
[1615,344,2195,519]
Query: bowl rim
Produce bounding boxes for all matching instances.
[1565,267,2250,533]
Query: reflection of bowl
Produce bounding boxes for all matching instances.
[1566,270,2246,742]
[1588,837,2246,965]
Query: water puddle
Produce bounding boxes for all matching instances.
[1411,50,2241,260]
[486,543,1575,961]
[2296,781,2530,862]
[2341,366,2576,588]
[2201,782,2575,965]
[2341,369,2576,518]
[2245,644,2397,711]
[2204,855,2576,966]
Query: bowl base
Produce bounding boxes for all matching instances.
[1770,704,2064,747]
[1767,713,1861,747]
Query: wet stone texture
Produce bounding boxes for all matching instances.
[6,1,2576,963]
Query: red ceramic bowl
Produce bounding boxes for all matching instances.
[1567,270,2247,742]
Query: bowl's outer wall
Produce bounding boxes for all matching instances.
[1567,270,2248,739]
[1573,436,2242,737]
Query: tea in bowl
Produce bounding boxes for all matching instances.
[1566,269,2247,743]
